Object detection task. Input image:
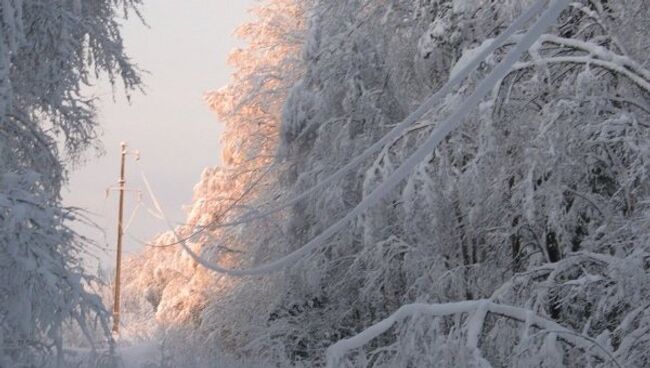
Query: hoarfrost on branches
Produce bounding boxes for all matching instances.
[121,0,650,367]
[0,0,142,366]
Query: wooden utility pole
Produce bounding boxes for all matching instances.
[112,142,127,334]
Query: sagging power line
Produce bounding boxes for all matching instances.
[137,0,566,277]
[108,0,568,279]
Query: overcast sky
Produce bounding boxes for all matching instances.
[63,0,254,267]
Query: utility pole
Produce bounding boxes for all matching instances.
[112,142,127,334]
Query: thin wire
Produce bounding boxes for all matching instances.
[132,160,274,248]
[99,191,112,252]
[121,199,142,234]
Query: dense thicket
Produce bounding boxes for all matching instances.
[0,1,141,366]
[125,0,650,367]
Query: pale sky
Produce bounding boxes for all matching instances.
[63,0,254,267]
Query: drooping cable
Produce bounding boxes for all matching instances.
[131,0,547,248]
[195,0,545,230]
[153,0,571,276]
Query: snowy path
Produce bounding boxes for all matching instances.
[116,342,160,368]
[64,340,160,368]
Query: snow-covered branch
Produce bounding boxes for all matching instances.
[326,300,617,368]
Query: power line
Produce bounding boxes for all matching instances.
[135,0,565,277]
[130,160,275,248]
[124,0,546,250]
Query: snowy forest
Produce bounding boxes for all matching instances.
[2,0,650,367]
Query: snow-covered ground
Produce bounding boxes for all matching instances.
[64,340,160,368]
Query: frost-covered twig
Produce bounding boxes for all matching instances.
[524,329,624,368]
[513,56,650,92]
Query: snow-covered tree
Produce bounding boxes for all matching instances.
[121,0,650,367]
[0,1,142,366]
